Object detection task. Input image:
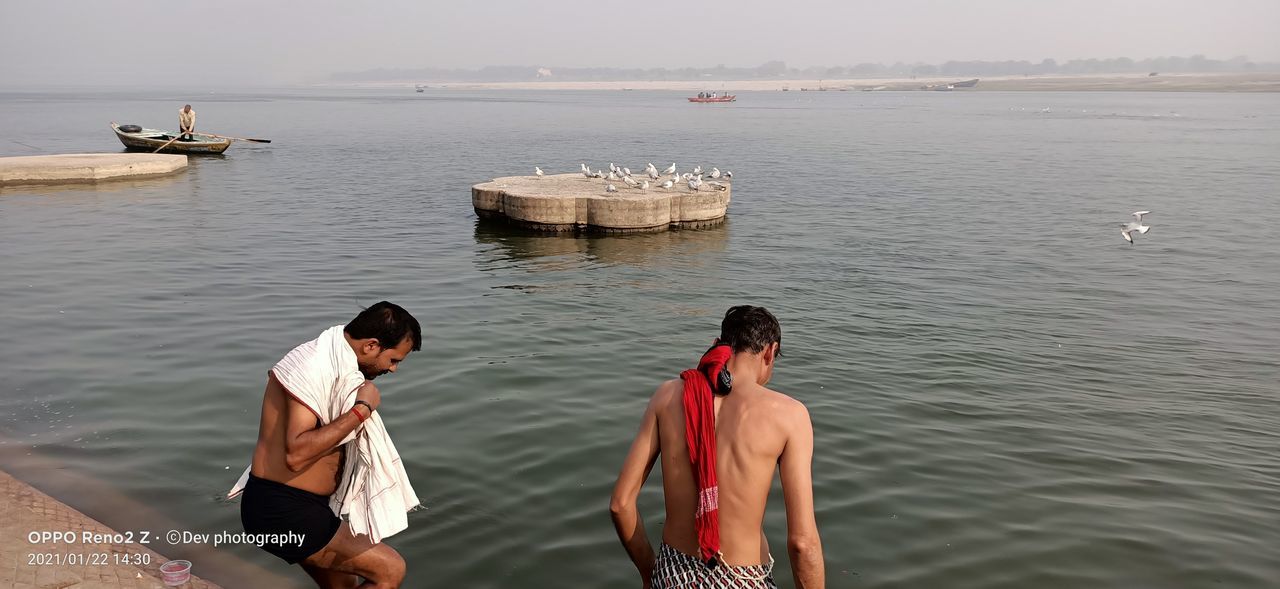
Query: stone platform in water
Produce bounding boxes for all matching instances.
[0,153,188,187]
[473,173,730,233]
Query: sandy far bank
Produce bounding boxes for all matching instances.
[330,73,1280,93]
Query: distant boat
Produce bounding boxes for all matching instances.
[688,95,736,103]
[415,84,426,92]
[111,123,231,154]
[952,79,979,88]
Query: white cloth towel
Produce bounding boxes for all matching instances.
[228,325,421,544]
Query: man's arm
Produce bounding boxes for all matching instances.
[610,387,664,587]
[780,403,824,589]
[283,378,376,472]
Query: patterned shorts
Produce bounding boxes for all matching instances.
[652,543,778,589]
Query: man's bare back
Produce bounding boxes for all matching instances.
[652,377,807,565]
[611,305,825,589]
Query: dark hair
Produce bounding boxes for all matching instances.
[345,301,422,351]
[719,305,781,356]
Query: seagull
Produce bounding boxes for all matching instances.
[1120,210,1152,245]
[640,180,650,190]
[608,170,621,181]
[605,183,617,193]
[688,176,703,191]
[723,170,732,179]
[622,175,640,188]
[580,163,590,174]
[662,163,677,175]
[661,179,674,190]
[681,172,693,181]
[592,170,605,179]
[645,162,657,173]
[647,168,660,180]
[705,180,728,191]
[709,167,721,179]
[692,165,703,175]
[534,166,544,177]
[623,167,631,176]
[609,163,618,174]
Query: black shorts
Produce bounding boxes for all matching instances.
[240,474,342,564]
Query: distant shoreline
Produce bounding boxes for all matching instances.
[323,73,1280,93]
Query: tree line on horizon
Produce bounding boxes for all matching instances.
[331,55,1275,82]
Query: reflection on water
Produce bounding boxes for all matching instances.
[472,217,730,268]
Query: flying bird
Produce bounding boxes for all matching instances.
[1120,210,1152,244]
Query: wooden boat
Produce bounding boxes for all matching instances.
[110,123,232,154]
[687,95,736,103]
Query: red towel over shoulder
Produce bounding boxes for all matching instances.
[680,344,732,564]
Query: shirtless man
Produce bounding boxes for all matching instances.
[611,305,824,588]
[240,302,421,588]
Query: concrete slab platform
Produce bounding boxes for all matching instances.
[473,173,731,233]
[0,154,187,187]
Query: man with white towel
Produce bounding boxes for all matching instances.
[230,302,422,588]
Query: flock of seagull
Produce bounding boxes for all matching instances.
[533,162,732,194]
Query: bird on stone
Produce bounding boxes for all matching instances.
[723,170,733,179]
[535,166,544,177]
[688,177,701,192]
[645,162,657,173]
[706,181,728,191]
[581,163,590,174]
[623,176,640,188]
[609,163,618,174]
[1120,210,1152,245]
[605,183,618,193]
[623,167,632,177]
[709,167,721,179]
[593,170,605,179]
[692,165,703,175]
[640,180,650,190]
[663,163,677,175]
[608,170,621,181]
[647,168,660,180]
[661,179,674,190]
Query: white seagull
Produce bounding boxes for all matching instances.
[623,167,631,177]
[709,167,721,179]
[534,166,544,177]
[662,163,677,175]
[723,170,732,179]
[692,165,703,175]
[1120,210,1152,244]
[605,183,618,193]
[640,180,650,190]
[647,168,660,180]
[660,179,674,190]
[622,175,640,188]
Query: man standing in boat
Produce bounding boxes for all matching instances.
[610,305,825,588]
[178,104,195,140]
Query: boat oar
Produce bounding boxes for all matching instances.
[152,133,184,153]
[199,132,271,143]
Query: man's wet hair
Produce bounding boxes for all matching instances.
[719,305,782,356]
[345,301,422,351]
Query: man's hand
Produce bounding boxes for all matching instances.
[356,381,381,412]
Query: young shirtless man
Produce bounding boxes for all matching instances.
[611,305,825,588]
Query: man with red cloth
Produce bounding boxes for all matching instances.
[611,306,825,588]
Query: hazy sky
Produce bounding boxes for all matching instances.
[2,0,1277,86]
